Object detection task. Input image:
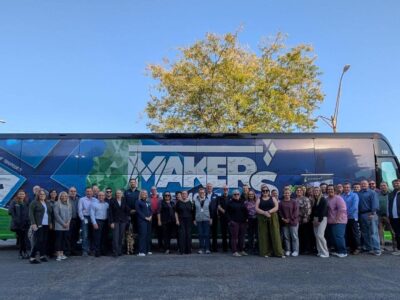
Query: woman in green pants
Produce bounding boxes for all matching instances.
[256,185,285,258]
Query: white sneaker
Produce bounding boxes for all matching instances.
[337,253,348,258]
[60,255,67,260]
[205,250,211,254]
[320,254,329,258]
[233,252,242,257]
[197,250,204,254]
[392,251,400,256]
[56,256,62,261]
[137,253,146,257]
[291,251,298,257]
[331,252,339,257]
[240,251,248,256]
[285,251,291,256]
[147,252,153,255]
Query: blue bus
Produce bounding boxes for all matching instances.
[0,132,399,239]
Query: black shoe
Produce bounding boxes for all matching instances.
[39,256,48,262]
[95,253,100,257]
[30,258,40,264]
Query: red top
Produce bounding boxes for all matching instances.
[151,195,159,213]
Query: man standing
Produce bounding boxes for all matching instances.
[377,182,396,251]
[67,186,80,255]
[342,182,361,254]
[90,192,109,257]
[388,179,400,255]
[217,185,230,252]
[124,178,140,251]
[78,187,96,256]
[206,183,219,252]
[358,180,381,256]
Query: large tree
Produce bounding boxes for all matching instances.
[145,31,324,133]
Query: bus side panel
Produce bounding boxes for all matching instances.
[315,138,375,183]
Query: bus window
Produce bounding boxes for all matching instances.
[377,157,399,190]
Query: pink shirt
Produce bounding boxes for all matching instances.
[327,195,348,224]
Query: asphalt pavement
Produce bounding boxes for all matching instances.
[0,240,399,300]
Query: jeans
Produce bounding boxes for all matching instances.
[359,213,380,252]
[330,223,347,254]
[93,220,107,255]
[138,219,151,254]
[81,217,92,254]
[282,225,299,253]
[197,221,210,251]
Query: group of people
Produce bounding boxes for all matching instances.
[8,177,400,264]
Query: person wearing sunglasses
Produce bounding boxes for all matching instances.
[226,190,248,257]
[157,191,176,254]
[256,185,285,258]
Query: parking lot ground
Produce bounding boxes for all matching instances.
[1,240,399,300]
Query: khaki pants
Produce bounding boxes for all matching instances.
[313,217,329,257]
[258,213,283,257]
[378,216,396,250]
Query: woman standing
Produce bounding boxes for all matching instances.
[109,190,130,257]
[158,192,176,254]
[9,189,30,259]
[311,187,329,258]
[296,186,314,254]
[53,192,72,261]
[256,185,285,258]
[28,189,52,264]
[136,190,152,256]
[326,184,348,258]
[175,191,194,254]
[279,189,299,257]
[194,187,212,254]
[226,190,248,257]
[245,190,258,254]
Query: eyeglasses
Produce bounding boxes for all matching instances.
[233,193,240,196]
[106,191,112,193]
[165,194,171,197]
[261,190,270,193]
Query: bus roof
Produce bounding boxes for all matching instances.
[0,132,390,141]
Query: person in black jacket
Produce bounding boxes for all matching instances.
[217,186,230,252]
[175,191,195,254]
[109,190,130,257]
[311,186,329,258]
[206,183,219,252]
[124,178,140,252]
[28,189,53,264]
[388,179,400,253]
[157,192,176,254]
[226,190,248,257]
[136,190,152,256]
[8,189,30,259]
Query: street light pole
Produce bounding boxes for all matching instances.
[318,64,350,133]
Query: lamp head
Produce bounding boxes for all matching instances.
[343,65,350,73]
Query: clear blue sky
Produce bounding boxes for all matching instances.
[0,0,399,153]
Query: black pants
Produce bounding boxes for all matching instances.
[211,216,219,251]
[67,218,80,254]
[390,218,400,250]
[247,218,258,252]
[93,220,108,255]
[55,231,69,252]
[30,225,48,258]
[345,219,361,251]
[178,218,192,254]
[112,222,126,255]
[299,221,316,254]
[16,229,28,254]
[219,216,229,251]
[162,222,175,251]
[152,214,163,250]
[47,228,56,257]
